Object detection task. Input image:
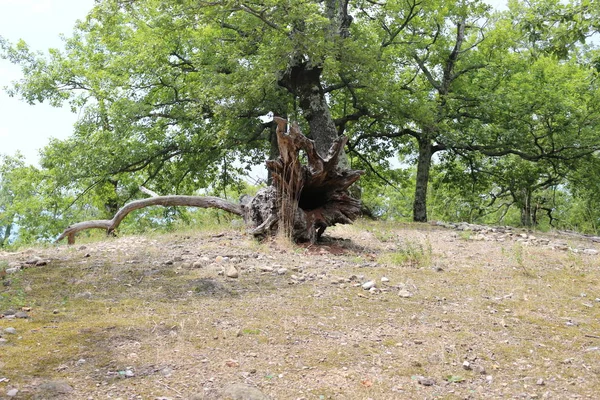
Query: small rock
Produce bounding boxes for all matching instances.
[4,328,17,335]
[192,261,204,268]
[35,259,47,266]
[536,378,545,386]
[369,287,380,294]
[276,268,288,275]
[225,359,239,367]
[362,281,375,290]
[226,266,239,278]
[5,267,20,274]
[398,289,413,298]
[259,266,274,272]
[475,365,487,375]
[3,309,15,316]
[220,383,270,400]
[583,249,598,255]
[15,311,29,319]
[76,291,93,299]
[75,359,87,366]
[34,380,74,396]
[7,388,18,397]
[462,360,472,370]
[381,276,390,283]
[215,256,225,263]
[2,280,11,287]
[418,376,435,386]
[0,338,8,345]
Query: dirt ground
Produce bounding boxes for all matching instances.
[0,220,599,399]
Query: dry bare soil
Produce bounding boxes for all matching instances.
[0,220,599,399]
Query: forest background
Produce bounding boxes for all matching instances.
[1,0,600,248]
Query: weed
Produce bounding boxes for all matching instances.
[512,243,534,277]
[381,239,432,267]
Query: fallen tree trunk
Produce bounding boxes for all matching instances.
[57,117,363,244]
[56,196,242,244]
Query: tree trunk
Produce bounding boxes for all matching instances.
[413,138,434,223]
[243,117,362,242]
[277,59,347,167]
[57,118,363,245]
[520,189,533,227]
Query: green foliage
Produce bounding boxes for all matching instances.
[2,0,600,244]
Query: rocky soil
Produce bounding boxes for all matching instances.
[0,220,599,399]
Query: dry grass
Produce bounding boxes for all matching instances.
[0,220,599,399]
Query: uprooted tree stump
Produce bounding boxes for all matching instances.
[56,116,363,244]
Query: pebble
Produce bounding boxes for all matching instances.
[15,311,28,319]
[418,376,435,386]
[4,328,17,335]
[381,277,390,283]
[398,289,413,298]
[583,249,598,255]
[7,389,18,397]
[259,266,274,272]
[5,267,20,274]
[226,266,239,278]
[362,281,375,290]
[536,378,545,386]
[462,360,472,370]
[192,261,203,268]
[220,383,269,400]
[276,268,288,275]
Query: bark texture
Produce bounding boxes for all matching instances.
[243,117,363,242]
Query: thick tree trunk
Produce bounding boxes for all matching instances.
[277,59,348,168]
[243,117,362,242]
[413,138,434,223]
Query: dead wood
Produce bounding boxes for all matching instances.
[56,196,242,244]
[57,116,362,244]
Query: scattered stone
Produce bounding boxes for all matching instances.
[418,376,435,386]
[462,360,472,370]
[2,280,10,287]
[362,281,375,290]
[226,266,239,279]
[35,259,48,266]
[15,311,29,319]
[34,380,74,396]
[7,388,18,397]
[381,276,390,283]
[5,267,20,274]
[398,289,413,298]
[369,287,380,294]
[536,378,545,386]
[583,249,598,255]
[76,291,93,299]
[276,268,288,275]
[3,309,15,316]
[220,383,270,400]
[225,359,240,367]
[4,328,17,335]
[475,365,487,375]
[259,266,274,272]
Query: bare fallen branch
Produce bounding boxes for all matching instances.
[56,196,243,244]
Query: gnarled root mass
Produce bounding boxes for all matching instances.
[57,117,362,244]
